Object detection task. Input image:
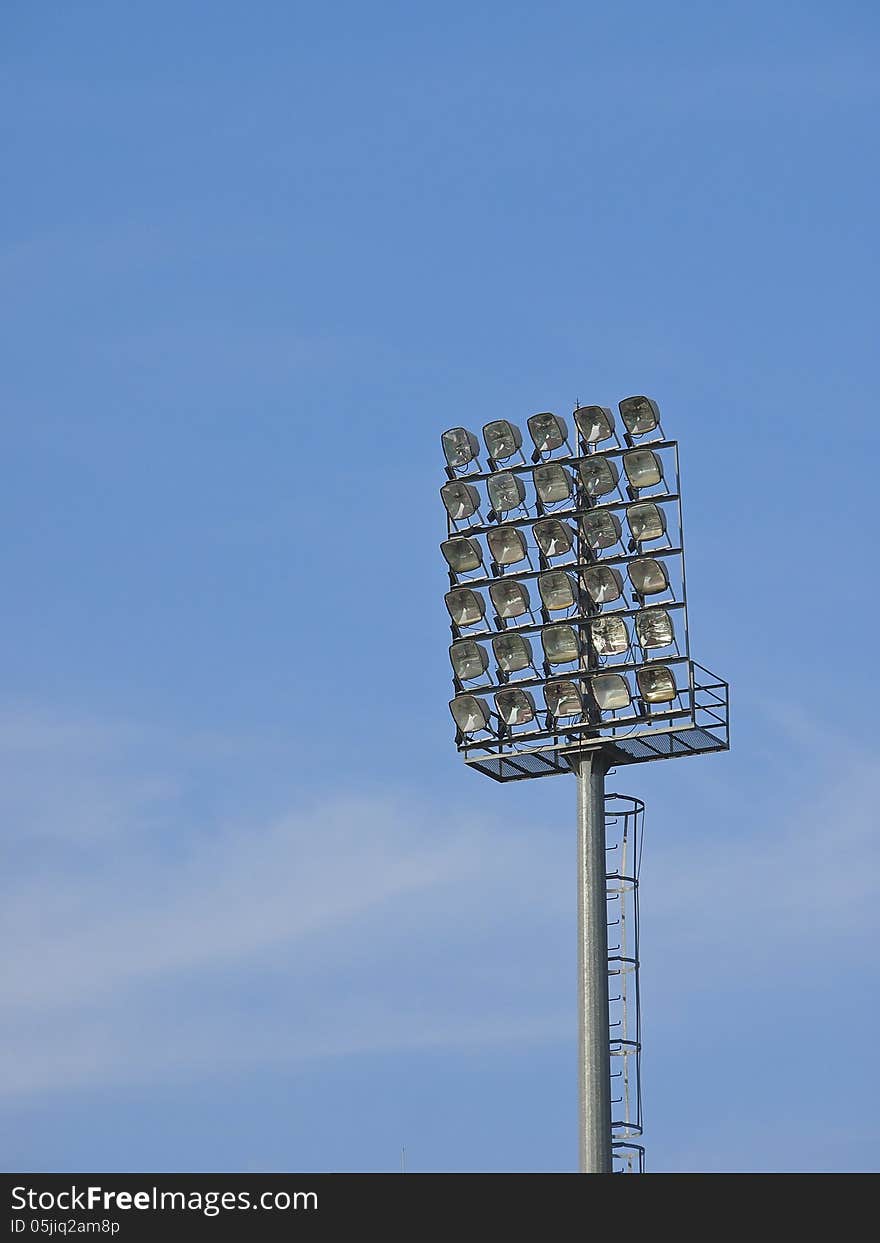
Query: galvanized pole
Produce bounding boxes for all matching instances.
[576,750,612,1173]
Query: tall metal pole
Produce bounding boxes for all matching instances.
[576,750,612,1173]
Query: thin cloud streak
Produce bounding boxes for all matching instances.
[1,703,877,1102]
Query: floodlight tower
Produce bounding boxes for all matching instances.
[440,398,729,1173]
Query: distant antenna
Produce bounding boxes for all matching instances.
[400,1146,407,1173]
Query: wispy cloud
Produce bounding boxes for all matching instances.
[643,703,880,966]
[0,705,572,1097]
[1,700,877,1110]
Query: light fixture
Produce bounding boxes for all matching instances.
[623,449,663,490]
[528,412,568,453]
[487,472,526,515]
[440,480,481,521]
[489,579,531,619]
[534,463,573,504]
[628,558,669,597]
[545,680,583,717]
[626,502,666,544]
[636,664,677,703]
[591,673,631,711]
[573,405,615,444]
[580,510,622,551]
[442,427,480,470]
[492,632,534,673]
[542,624,580,664]
[619,396,660,438]
[449,639,490,681]
[445,587,486,628]
[582,565,624,605]
[635,609,674,650]
[483,420,523,461]
[440,535,484,574]
[449,694,491,734]
[487,525,529,566]
[533,519,576,558]
[494,687,536,725]
[538,570,577,612]
[590,615,629,656]
[577,457,619,499]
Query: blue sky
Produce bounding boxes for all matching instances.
[1,1,878,1172]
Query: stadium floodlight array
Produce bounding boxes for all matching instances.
[438,395,729,1174]
[441,398,728,778]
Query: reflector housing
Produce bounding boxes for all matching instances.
[545,680,582,717]
[619,396,660,437]
[591,673,631,711]
[528,411,568,453]
[582,565,624,605]
[623,449,663,490]
[626,502,666,543]
[538,570,577,612]
[577,457,619,499]
[440,480,480,521]
[628,558,669,596]
[440,535,483,573]
[573,405,615,444]
[489,579,531,619]
[445,587,486,627]
[635,608,674,650]
[487,472,526,515]
[442,427,480,469]
[541,624,580,664]
[591,615,629,656]
[449,694,491,733]
[637,664,677,703]
[494,687,536,725]
[487,525,528,566]
[492,632,533,672]
[533,463,572,504]
[449,640,490,681]
[483,420,523,461]
[580,510,622,551]
[533,519,575,558]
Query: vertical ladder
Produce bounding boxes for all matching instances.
[605,793,645,1173]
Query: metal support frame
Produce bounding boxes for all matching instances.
[444,437,725,768]
[576,751,612,1173]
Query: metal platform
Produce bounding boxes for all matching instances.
[461,660,728,782]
